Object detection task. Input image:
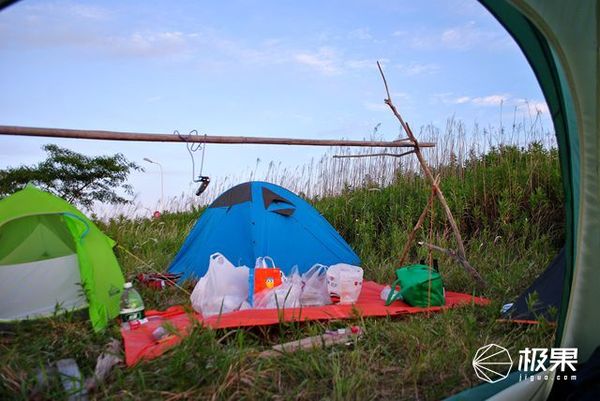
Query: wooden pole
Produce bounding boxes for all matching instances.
[0,125,435,148]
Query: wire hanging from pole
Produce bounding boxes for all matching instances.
[174,129,211,195]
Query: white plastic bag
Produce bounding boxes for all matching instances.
[190,253,249,317]
[327,263,364,304]
[254,268,302,309]
[300,264,332,307]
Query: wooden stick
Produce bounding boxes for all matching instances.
[376,61,485,287]
[258,327,362,358]
[418,241,485,287]
[398,183,437,266]
[332,150,415,159]
[428,177,436,267]
[0,125,435,148]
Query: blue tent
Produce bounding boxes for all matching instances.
[168,181,361,280]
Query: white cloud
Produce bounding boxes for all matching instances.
[434,92,509,106]
[345,59,373,70]
[108,31,191,59]
[392,92,410,99]
[440,22,488,50]
[348,28,373,41]
[345,57,388,71]
[434,93,549,115]
[471,94,510,106]
[396,62,439,76]
[0,2,291,64]
[364,102,388,112]
[454,96,471,104]
[0,3,390,75]
[514,99,550,115]
[293,47,340,75]
[145,96,162,103]
[23,2,110,20]
[529,101,549,114]
[293,50,391,76]
[393,21,511,51]
[69,4,110,20]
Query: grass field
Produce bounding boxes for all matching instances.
[1,122,564,400]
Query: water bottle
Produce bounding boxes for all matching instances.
[380,285,401,302]
[120,282,145,328]
[380,285,392,301]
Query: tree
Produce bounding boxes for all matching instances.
[0,144,142,210]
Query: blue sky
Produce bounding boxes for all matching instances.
[0,0,551,214]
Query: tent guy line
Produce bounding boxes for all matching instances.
[0,125,436,148]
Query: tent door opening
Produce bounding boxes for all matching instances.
[0,214,87,321]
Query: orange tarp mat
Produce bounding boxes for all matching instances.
[122,281,488,366]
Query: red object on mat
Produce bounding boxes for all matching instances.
[122,281,488,366]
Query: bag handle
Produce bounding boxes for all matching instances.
[256,256,276,269]
[385,278,403,306]
[263,256,276,268]
[310,263,328,274]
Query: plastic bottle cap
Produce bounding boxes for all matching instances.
[124,282,132,289]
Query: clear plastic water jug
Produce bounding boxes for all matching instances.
[120,282,145,327]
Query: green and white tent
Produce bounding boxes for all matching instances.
[0,185,124,331]
[449,0,599,399]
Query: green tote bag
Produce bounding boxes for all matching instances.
[385,264,445,307]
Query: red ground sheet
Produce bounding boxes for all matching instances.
[122,281,489,366]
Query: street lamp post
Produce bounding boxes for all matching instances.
[143,157,164,211]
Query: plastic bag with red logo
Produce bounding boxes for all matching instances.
[254,267,302,309]
[253,256,283,295]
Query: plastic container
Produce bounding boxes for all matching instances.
[327,263,364,304]
[120,282,145,328]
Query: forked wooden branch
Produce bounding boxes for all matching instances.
[376,61,486,288]
[418,242,485,287]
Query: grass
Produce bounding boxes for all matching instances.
[1,119,563,400]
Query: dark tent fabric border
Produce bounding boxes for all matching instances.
[503,248,565,323]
